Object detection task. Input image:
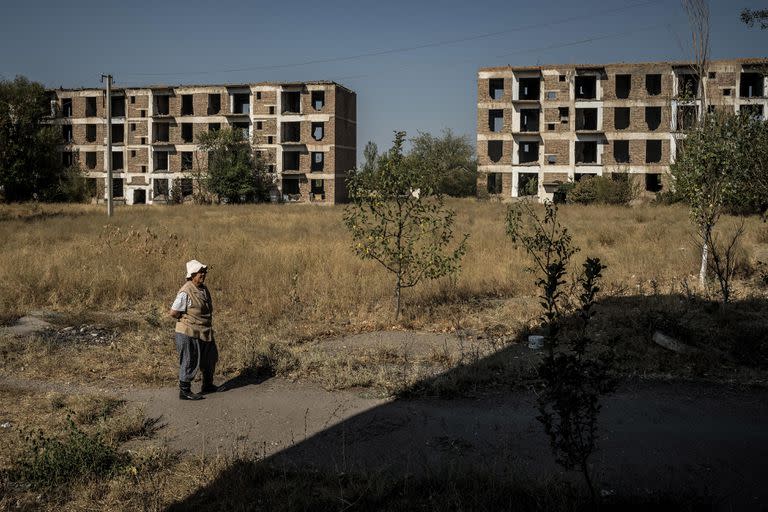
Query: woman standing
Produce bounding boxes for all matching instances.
[169,259,219,400]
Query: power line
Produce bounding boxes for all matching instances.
[122,0,663,78]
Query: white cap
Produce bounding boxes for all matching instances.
[185,259,208,279]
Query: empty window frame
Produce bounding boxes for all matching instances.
[615,74,631,99]
[614,107,630,130]
[487,173,502,194]
[232,93,250,114]
[232,122,249,140]
[645,173,663,192]
[154,123,169,142]
[62,151,73,167]
[518,141,539,163]
[181,94,193,115]
[179,178,193,197]
[130,123,136,132]
[283,178,300,195]
[130,150,136,158]
[154,151,168,171]
[312,91,325,110]
[576,108,598,130]
[256,92,262,100]
[558,107,569,122]
[546,154,557,165]
[312,122,324,141]
[575,76,597,99]
[311,179,325,195]
[85,97,97,117]
[112,124,124,143]
[520,109,540,132]
[85,152,97,170]
[208,123,220,132]
[546,91,557,100]
[283,151,300,171]
[282,91,301,113]
[111,96,126,117]
[208,94,221,114]
[518,173,538,195]
[646,74,662,96]
[154,96,170,116]
[559,74,566,82]
[518,78,540,100]
[130,96,136,104]
[256,121,263,130]
[269,106,275,115]
[62,125,73,143]
[112,178,124,198]
[181,151,193,171]
[85,124,97,142]
[613,140,629,163]
[489,78,504,100]
[646,140,662,163]
[547,123,556,131]
[61,98,73,117]
[488,109,503,132]
[678,74,699,98]
[267,136,274,144]
[282,122,300,142]
[740,72,765,98]
[153,178,169,197]
[645,107,662,130]
[487,140,503,163]
[677,105,697,130]
[112,151,124,170]
[723,88,732,96]
[311,152,324,172]
[181,123,193,143]
[708,71,717,79]
[575,141,597,164]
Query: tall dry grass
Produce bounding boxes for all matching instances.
[1,200,766,388]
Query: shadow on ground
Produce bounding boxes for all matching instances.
[167,294,768,511]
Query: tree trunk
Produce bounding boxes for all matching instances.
[395,273,402,321]
[699,226,709,287]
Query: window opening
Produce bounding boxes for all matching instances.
[208,94,221,114]
[614,107,630,130]
[646,140,662,163]
[312,122,324,141]
[575,76,597,99]
[489,109,503,132]
[181,94,193,115]
[85,97,97,117]
[613,140,629,163]
[615,74,631,99]
[645,107,661,130]
[489,78,504,100]
[487,140,503,163]
[312,91,325,110]
[575,141,597,164]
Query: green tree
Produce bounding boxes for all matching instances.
[741,8,768,29]
[361,141,379,174]
[671,110,764,298]
[344,131,469,320]
[408,129,477,197]
[196,128,270,204]
[507,201,616,505]
[0,76,66,202]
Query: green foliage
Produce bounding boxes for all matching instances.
[408,128,477,197]
[566,175,637,205]
[0,76,66,202]
[56,165,90,203]
[196,128,270,203]
[519,174,539,197]
[741,8,768,29]
[361,141,379,174]
[13,415,126,488]
[507,202,617,504]
[344,131,469,319]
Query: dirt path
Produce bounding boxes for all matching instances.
[5,374,767,506]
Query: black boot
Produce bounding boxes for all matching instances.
[179,381,204,400]
[201,372,219,394]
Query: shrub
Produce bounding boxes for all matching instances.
[12,415,127,488]
[567,175,637,205]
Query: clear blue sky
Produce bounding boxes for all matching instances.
[1,0,765,162]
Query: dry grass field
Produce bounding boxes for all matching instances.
[2,200,768,510]
[1,200,767,391]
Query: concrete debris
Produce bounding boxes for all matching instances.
[653,331,696,354]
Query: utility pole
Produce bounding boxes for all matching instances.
[101,74,113,217]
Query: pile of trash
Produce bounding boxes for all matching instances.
[41,324,119,345]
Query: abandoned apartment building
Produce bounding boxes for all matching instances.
[48,81,356,205]
[477,58,768,200]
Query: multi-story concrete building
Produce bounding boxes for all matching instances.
[477,58,768,200]
[48,81,356,205]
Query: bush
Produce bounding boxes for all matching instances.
[567,175,637,205]
[12,415,127,488]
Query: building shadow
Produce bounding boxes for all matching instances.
[167,293,768,511]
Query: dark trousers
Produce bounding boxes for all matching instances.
[175,332,218,384]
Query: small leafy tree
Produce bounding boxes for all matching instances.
[344,131,469,320]
[409,129,477,197]
[0,76,66,202]
[507,201,617,505]
[671,110,762,298]
[196,128,269,203]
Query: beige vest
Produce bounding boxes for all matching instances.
[175,281,213,342]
